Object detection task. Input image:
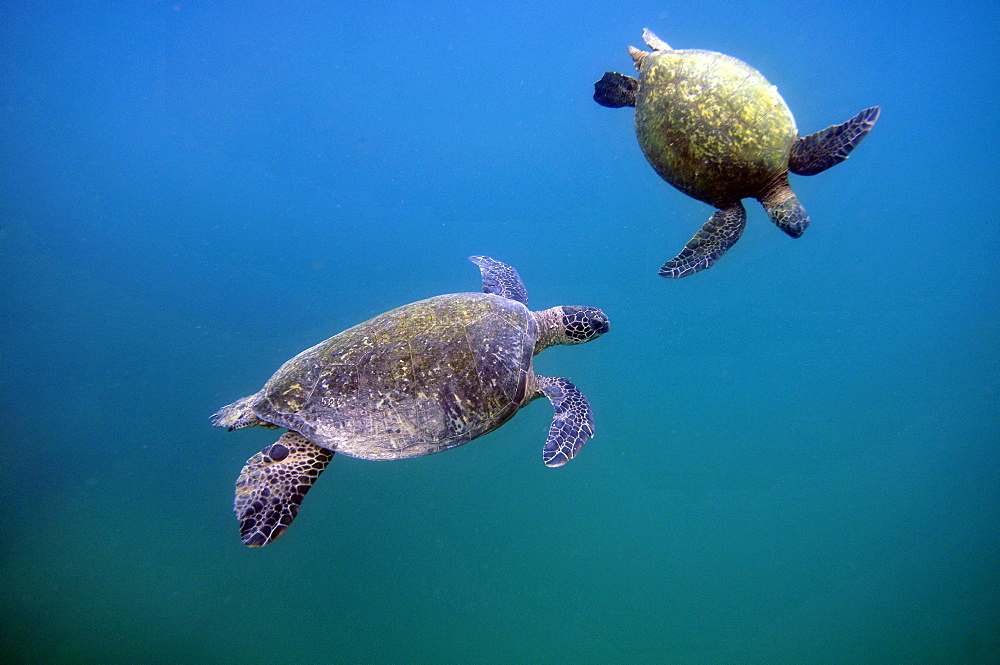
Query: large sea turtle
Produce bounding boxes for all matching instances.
[211,256,610,546]
[594,29,880,278]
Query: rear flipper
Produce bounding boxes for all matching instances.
[594,72,638,108]
[537,376,595,468]
[659,201,747,278]
[210,394,265,431]
[789,106,881,176]
[234,431,334,547]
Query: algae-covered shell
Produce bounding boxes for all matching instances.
[635,48,797,206]
[247,292,535,461]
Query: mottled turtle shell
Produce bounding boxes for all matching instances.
[635,49,797,207]
[244,292,535,461]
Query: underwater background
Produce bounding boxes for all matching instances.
[2,1,998,663]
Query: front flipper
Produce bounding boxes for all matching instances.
[658,201,747,278]
[234,431,334,547]
[536,376,595,468]
[759,174,810,238]
[593,72,638,108]
[469,255,528,304]
[789,106,881,176]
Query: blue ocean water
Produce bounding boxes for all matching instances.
[2,1,998,663]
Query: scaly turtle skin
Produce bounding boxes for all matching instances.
[212,256,610,546]
[595,29,880,278]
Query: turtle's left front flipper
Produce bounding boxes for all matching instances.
[659,201,747,278]
[789,106,881,176]
[536,376,595,467]
[234,432,334,547]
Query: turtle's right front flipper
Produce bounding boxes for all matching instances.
[594,72,638,108]
[789,106,881,176]
[234,432,334,547]
[536,376,595,468]
[659,201,747,278]
[469,255,529,304]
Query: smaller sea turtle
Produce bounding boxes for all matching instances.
[595,29,880,277]
[211,256,610,546]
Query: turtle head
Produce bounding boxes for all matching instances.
[534,306,609,353]
[560,306,610,343]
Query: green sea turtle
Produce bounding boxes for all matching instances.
[594,29,880,278]
[211,256,610,546]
